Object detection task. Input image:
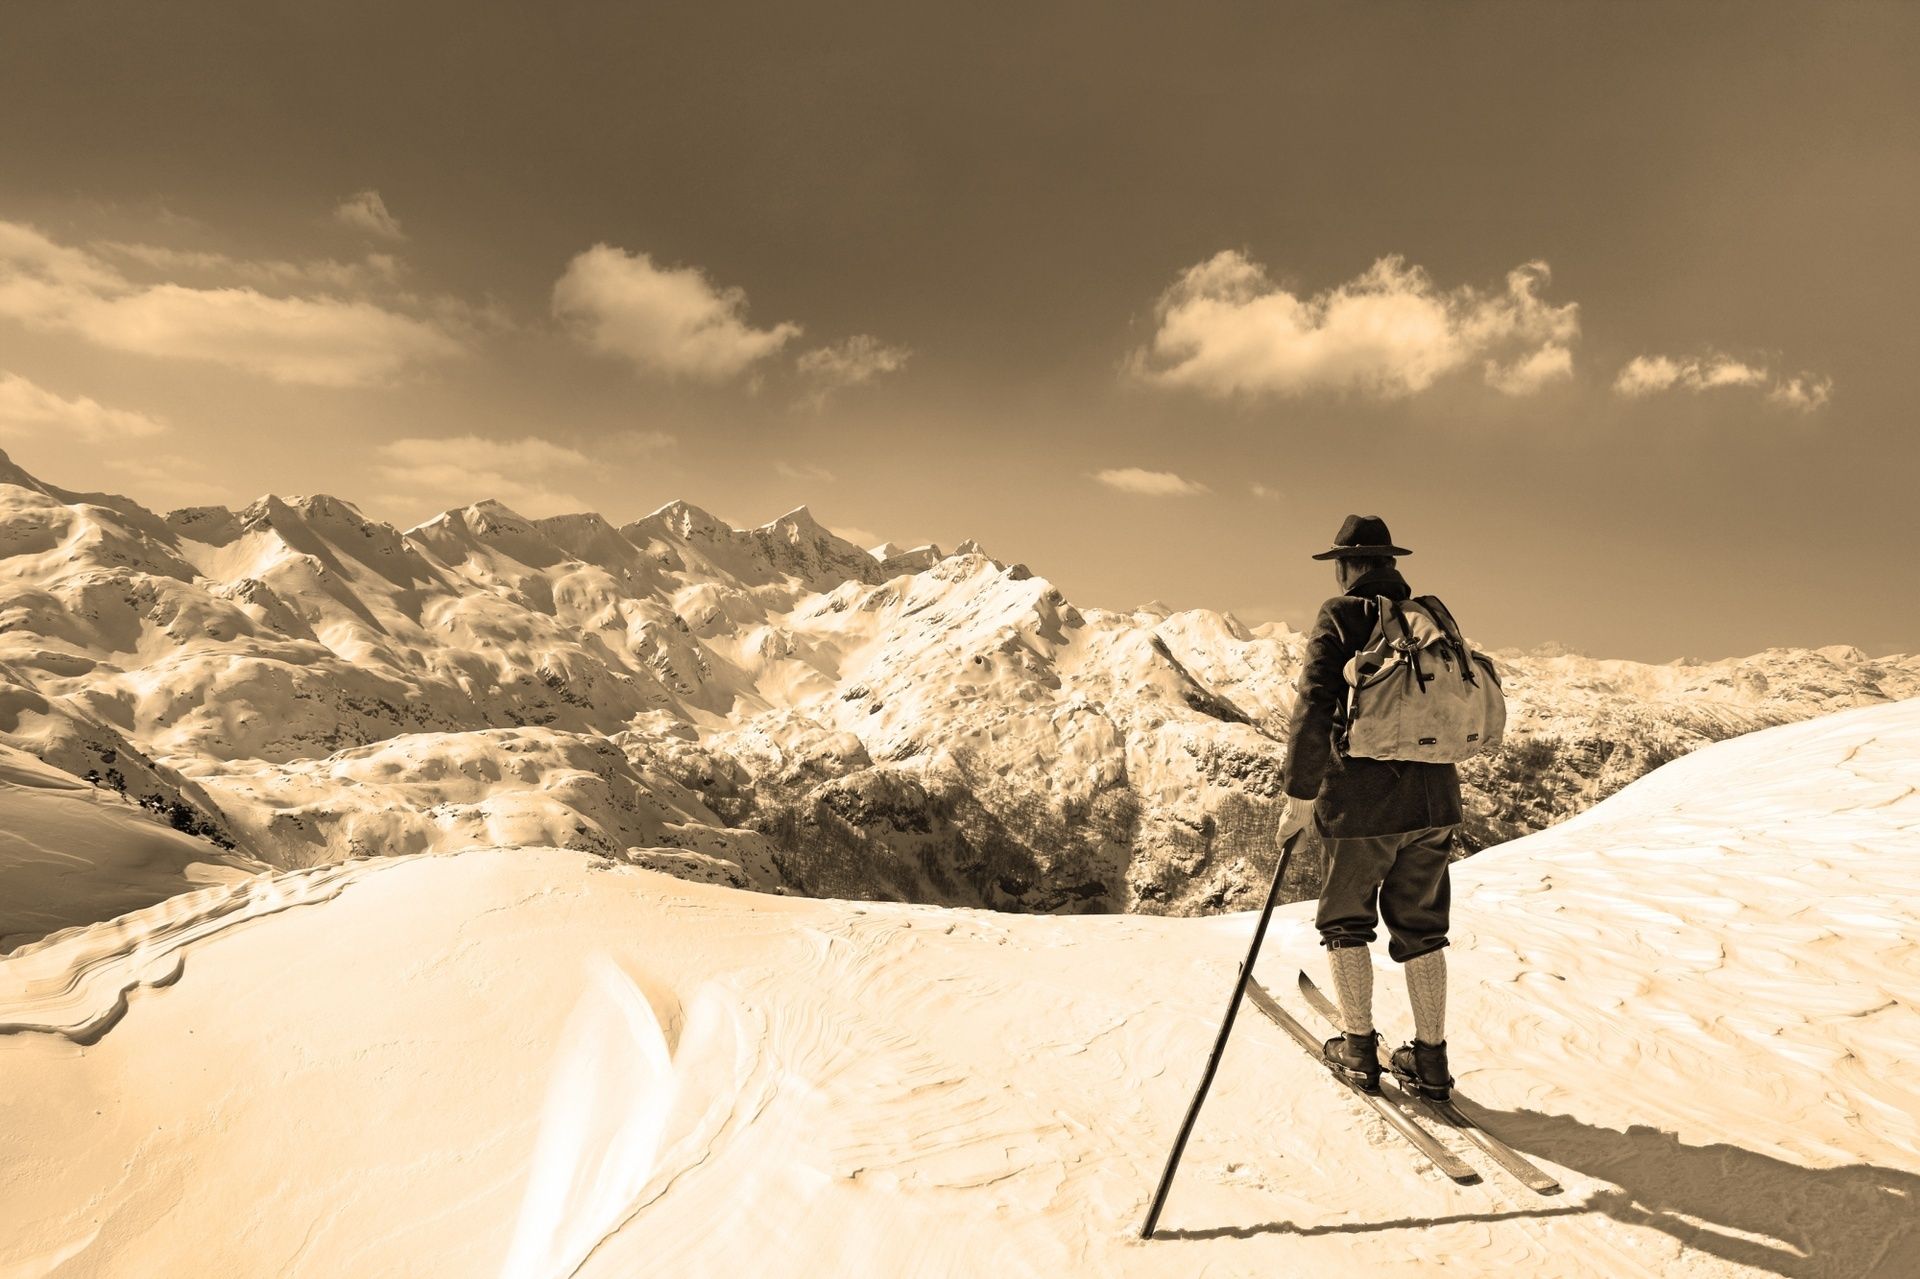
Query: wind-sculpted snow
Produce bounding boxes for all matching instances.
[2,701,1916,1275]
[1,447,1915,925]
[1459,701,1920,1171]
[0,855,363,1042]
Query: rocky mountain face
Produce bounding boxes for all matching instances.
[2,447,1914,924]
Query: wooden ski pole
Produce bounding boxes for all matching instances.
[1138,827,1303,1239]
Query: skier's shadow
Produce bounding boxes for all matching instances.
[1461,1106,1920,1277]
[1157,1111,1920,1276]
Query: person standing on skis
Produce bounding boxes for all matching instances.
[1275,514,1459,1101]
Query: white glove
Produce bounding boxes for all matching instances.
[1278,796,1316,842]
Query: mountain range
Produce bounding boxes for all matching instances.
[2,447,1914,944]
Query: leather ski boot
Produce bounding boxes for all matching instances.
[1391,1039,1454,1102]
[1322,1030,1382,1092]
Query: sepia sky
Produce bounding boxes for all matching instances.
[1,2,1915,660]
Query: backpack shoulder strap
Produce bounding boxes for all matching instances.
[1414,595,1465,647]
[1375,595,1413,645]
[1416,595,1479,686]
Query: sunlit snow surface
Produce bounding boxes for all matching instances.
[2,700,1917,1277]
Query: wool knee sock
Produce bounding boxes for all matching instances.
[1327,946,1375,1037]
[1405,949,1448,1044]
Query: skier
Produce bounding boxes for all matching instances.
[1275,515,1459,1102]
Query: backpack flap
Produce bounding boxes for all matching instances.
[1343,595,1508,762]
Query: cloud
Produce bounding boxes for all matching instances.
[1249,482,1281,501]
[1613,353,1829,411]
[601,429,677,457]
[0,370,168,442]
[1768,375,1833,412]
[0,220,464,386]
[1485,343,1574,395]
[1093,466,1210,496]
[93,240,403,294]
[1613,355,1684,396]
[829,524,883,549]
[334,190,405,241]
[1130,253,1579,400]
[373,435,596,517]
[552,245,800,382]
[774,460,835,483]
[796,334,911,405]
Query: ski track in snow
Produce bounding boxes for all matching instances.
[1,702,1918,1276]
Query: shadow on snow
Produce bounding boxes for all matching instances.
[1160,1107,1920,1277]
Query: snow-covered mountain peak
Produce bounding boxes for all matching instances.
[875,542,945,574]
[163,504,244,547]
[532,509,618,541]
[764,503,822,530]
[236,491,377,530]
[630,498,734,544]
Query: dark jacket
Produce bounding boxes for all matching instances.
[1281,565,1464,838]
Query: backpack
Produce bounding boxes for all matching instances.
[1340,595,1506,763]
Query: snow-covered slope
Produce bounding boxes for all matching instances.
[0,744,263,950]
[2,447,1915,930]
[2,699,1915,1277]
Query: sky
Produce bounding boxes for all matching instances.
[1,2,1914,661]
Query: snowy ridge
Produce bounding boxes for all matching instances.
[0,699,1914,1275]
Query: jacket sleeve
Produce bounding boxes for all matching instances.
[1281,599,1350,801]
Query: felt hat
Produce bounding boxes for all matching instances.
[1310,514,1412,560]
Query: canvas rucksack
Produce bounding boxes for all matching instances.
[1341,595,1506,763]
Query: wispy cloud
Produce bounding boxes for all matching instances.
[774,460,835,484]
[1614,353,1829,411]
[103,456,230,507]
[1129,253,1579,400]
[1093,466,1210,496]
[333,190,406,241]
[0,370,168,442]
[0,220,464,386]
[796,334,910,406]
[1249,482,1281,501]
[92,241,403,294]
[1767,375,1833,412]
[374,434,598,518]
[552,245,800,382]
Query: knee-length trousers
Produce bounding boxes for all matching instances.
[1315,823,1456,963]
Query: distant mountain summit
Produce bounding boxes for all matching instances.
[1,445,1915,936]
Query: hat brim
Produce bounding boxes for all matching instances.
[1311,545,1412,560]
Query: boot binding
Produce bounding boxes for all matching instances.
[1390,1039,1454,1102]
[1322,1031,1383,1093]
